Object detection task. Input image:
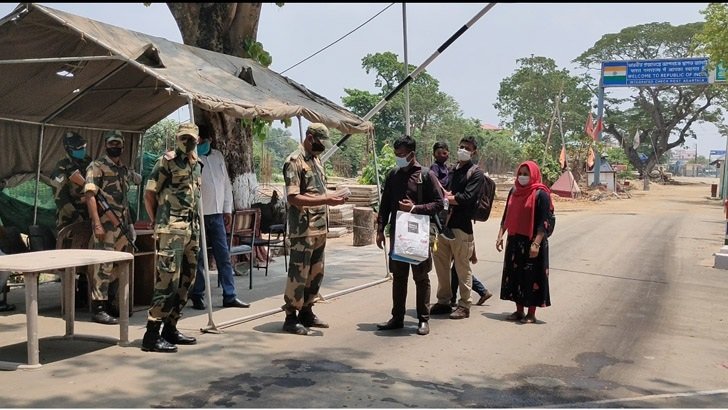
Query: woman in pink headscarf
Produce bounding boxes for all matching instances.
[495,160,553,324]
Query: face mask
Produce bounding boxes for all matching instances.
[197,141,211,155]
[457,148,471,162]
[177,137,197,153]
[106,147,122,158]
[311,141,326,155]
[518,175,530,186]
[70,148,86,160]
[395,152,412,169]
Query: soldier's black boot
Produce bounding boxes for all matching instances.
[299,305,329,328]
[75,274,88,309]
[282,310,309,335]
[161,320,197,345]
[141,320,177,353]
[91,300,118,325]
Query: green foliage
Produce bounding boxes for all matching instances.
[360,143,396,186]
[142,118,178,155]
[342,51,460,152]
[480,129,523,174]
[495,56,593,145]
[521,139,560,185]
[697,4,728,70]
[252,127,298,179]
[243,37,272,67]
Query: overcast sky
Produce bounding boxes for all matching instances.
[1,2,723,156]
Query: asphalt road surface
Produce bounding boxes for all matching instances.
[3,178,727,407]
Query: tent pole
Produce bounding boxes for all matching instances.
[188,100,219,332]
[402,3,411,137]
[369,130,390,277]
[321,2,497,163]
[297,116,303,144]
[32,124,45,225]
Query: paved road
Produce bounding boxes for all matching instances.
[3,179,727,407]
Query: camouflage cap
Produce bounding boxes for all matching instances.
[306,123,329,140]
[176,123,199,139]
[104,130,124,144]
[63,131,86,150]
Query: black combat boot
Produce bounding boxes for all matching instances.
[141,320,177,353]
[75,274,88,309]
[299,305,329,328]
[161,320,197,345]
[282,310,309,335]
[91,300,118,325]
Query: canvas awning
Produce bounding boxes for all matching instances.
[0,3,372,185]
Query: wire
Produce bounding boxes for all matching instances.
[280,3,396,74]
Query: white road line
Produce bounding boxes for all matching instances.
[542,388,728,408]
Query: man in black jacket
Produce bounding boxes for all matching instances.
[375,135,444,336]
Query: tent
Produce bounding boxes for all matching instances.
[0,3,372,196]
[551,170,581,199]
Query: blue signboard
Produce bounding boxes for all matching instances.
[710,150,726,156]
[601,58,709,87]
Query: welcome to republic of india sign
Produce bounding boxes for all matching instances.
[601,58,710,87]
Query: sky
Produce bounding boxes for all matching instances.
[0,2,723,156]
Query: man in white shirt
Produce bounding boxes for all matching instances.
[189,124,250,310]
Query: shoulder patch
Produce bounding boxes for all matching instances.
[163,150,176,161]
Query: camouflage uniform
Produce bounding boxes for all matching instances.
[145,133,202,326]
[85,151,141,302]
[50,155,91,232]
[282,143,329,312]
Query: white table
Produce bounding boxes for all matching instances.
[0,249,133,370]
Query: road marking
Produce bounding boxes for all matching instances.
[542,389,728,408]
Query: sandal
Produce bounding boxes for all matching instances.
[506,311,524,321]
[520,314,536,324]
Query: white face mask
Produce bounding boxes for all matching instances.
[457,148,471,162]
[518,175,530,186]
[395,153,412,169]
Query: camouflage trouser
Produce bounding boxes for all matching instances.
[56,204,87,233]
[147,227,200,325]
[91,222,127,301]
[283,234,327,312]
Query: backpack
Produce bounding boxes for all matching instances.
[542,193,556,238]
[466,165,496,222]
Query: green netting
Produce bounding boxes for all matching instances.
[0,181,56,235]
[0,151,160,234]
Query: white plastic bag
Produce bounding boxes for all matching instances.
[391,211,430,264]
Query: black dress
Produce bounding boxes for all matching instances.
[499,189,551,308]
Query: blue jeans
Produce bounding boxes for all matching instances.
[191,214,237,302]
[450,263,486,303]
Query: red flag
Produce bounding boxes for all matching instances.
[591,117,603,141]
[587,146,595,170]
[559,146,566,169]
[585,112,594,137]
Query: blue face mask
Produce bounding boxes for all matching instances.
[70,148,86,160]
[395,152,412,169]
[197,141,211,155]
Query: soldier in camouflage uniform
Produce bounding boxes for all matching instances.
[142,123,202,353]
[281,123,347,335]
[51,132,92,232]
[84,130,141,325]
[50,132,92,307]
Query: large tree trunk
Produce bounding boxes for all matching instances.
[167,3,262,207]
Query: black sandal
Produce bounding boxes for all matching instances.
[506,311,524,321]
